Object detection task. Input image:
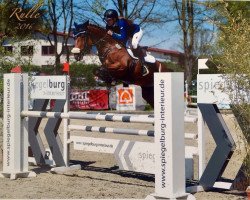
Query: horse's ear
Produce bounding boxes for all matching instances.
[83,20,89,27]
[72,28,77,36]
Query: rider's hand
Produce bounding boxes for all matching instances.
[107,30,113,36]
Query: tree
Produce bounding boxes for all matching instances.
[43,0,74,73]
[170,0,216,85]
[174,0,194,85]
[211,1,250,188]
[0,1,46,38]
[73,0,172,29]
[193,27,214,57]
[62,0,215,81]
[0,0,47,70]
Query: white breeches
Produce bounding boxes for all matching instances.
[125,28,156,63]
[131,28,143,49]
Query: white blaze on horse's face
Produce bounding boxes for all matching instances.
[71,47,81,54]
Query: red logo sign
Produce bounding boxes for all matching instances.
[117,88,134,104]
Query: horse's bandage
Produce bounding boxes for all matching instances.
[71,48,81,54]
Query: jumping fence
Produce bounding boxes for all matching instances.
[0,71,236,199]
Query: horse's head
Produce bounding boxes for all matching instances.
[71,20,92,61]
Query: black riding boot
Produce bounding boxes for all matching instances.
[140,55,148,76]
[133,47,148,76]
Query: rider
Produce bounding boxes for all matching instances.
[103,9,148,76]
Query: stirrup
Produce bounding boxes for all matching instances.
[142,65,149,76]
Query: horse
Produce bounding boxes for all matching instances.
[71,20,173,107]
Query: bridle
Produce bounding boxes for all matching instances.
[74,31,90,58]
[74,27,110,58]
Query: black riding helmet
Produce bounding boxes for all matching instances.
[103,9,118,22]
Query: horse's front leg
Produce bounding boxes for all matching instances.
[105,61,128,79]
[94,66,113,84]
[105,61,121,71]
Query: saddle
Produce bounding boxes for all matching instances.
[126,46,156,64]
[132,46,148,58]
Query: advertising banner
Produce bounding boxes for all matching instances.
[70,89,109,110]
[197,74,230,109]
[116,85,145,111]
[29,76,67,100]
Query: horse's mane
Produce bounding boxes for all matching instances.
[88,23,106,34]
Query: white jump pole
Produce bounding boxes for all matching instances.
[197,60,206,180]
[198,108,205,179]
[63,76,70,167]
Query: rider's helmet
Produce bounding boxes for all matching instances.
[103,9,118,22]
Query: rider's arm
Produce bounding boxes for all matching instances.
[111,19,127,42]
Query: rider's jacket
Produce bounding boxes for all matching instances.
[106,18,140,44]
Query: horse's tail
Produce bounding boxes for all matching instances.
[157,61,174,72]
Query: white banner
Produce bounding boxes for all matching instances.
[197,74,230,109]
[29,76,67,99]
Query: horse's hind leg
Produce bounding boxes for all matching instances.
[141,86,154,108]
[159,61,174,72]
[94,66,113,84]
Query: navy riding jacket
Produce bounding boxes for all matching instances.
[106,18,140,44]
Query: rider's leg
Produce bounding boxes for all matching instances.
[131,28,143,49]
[133,47,146,64]
[131,29,148,76]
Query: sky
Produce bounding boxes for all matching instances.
[140,22,182,51]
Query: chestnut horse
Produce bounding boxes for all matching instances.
[71,20,173,107]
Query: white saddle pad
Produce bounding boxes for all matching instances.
[126,48,156,63]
